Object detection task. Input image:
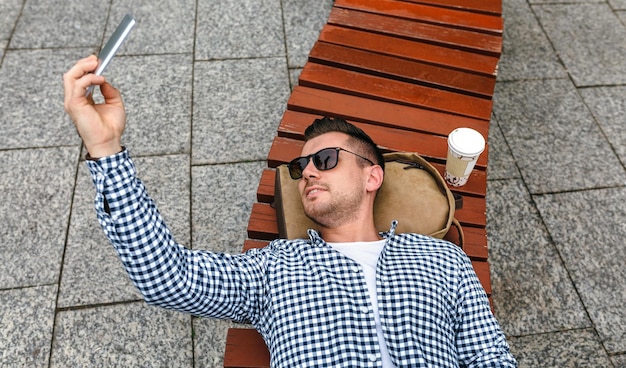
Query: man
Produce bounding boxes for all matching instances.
[64,55,517,367]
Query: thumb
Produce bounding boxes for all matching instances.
[100,81,123,107]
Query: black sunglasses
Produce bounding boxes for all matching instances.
[288,147,375,180]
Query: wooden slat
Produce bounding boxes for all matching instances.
[472,260,492,294]
[278,111,454,163]
[277,110,490,157]
[328,7,502,56]
[247,203,487,247]
[334,0,503,34]
[319,25,499,76]
[224,328,270,368]
[266,136,488,197]
[308,42,496,98]
[404,0,502,16]
[256,169,275,203]
[243,239,270,252]
[247,203,279,241]
[255,169,486,228]
[287,86,490,138]
[299,62,493,120]
[244,232,487,261]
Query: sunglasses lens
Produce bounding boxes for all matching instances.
[288,157,307,179]
[288,148,340,180]
[314,148,338,171]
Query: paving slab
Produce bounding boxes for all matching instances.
[0,0,21,40]
[611,0,626,10]
[579,86,626,166]
[0,146,79,289]
[192,161,266,254]
[106,0,196,55]
[10,0,107,49]
[613,354,626,368]
[0,39,6,61]
[486,179,590,337]
[508,328,612,367]
[191,58,289,165]
[193,318,243,368]
[59,155,190,308]
[0,285,57,367]
[97,54,193,157]
[289,67,302,90]
[534,187,626,353]
[51,302,192,367]
[493,79,625,194]
[195,0,284,60]
[488,116,521,180]
[282,0,334,68]
[533,3,626,86]
[497,0,566,82]
[0,48,95,150]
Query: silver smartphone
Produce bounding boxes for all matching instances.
[85,14,136,97]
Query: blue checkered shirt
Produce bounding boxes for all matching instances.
[87,150,516,367]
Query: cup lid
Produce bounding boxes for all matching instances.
[448,128,486,157]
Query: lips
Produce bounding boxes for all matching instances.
[304,184,326,198]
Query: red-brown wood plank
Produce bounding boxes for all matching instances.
[244,230,487,261]
[334,0,503,34]
[404,0,502,16]
[287,87,490,138]
[299,62,493,120]
[224,328,270,368]
[256,169,275,203]
[328,7,502,56]
[257,168,487,209]
[278,111,453,163]
[247,202,486,246]
[308,42,496,99]
[254,169,486,228]
[266,136,488,197]
[277,110,489,160]
[243,239,270,252]
[247,203,279,241]
[319,25,499,76]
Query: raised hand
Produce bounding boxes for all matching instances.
[63,55,126,158]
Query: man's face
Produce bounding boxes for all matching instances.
[297,132,370,229]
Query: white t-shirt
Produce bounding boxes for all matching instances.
[329,240,395,368]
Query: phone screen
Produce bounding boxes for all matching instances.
[86,14,136,97]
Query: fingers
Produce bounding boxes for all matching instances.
[99,81,123,106]
[63,55,103,110]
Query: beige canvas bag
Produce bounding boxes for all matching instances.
[274,152,464,246]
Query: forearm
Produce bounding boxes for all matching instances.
[85,149,262,321]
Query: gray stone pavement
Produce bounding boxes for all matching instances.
[0,0,625,366]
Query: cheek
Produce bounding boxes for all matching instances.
[297,179,306,195]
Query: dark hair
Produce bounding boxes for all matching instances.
[304,116,385,171]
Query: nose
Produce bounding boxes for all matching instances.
[300,157,319,180]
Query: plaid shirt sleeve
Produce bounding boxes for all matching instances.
[453,249,517,367]
[85,149,267,323]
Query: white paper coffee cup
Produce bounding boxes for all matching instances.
[445,128,485,186]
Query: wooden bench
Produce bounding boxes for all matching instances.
[224,0,502,366]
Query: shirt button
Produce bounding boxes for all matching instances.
[368,353,378,362]
[360,306,370,314]
[352,265,360,273]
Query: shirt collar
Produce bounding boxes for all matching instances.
[306,220,398,245]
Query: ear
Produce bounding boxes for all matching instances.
[365,165,384,193]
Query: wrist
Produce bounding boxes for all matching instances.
[86,143,124,160]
